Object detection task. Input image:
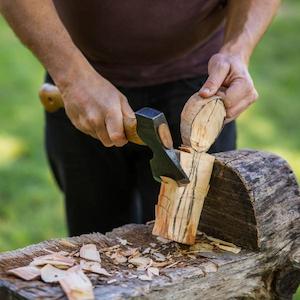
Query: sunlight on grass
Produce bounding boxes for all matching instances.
[0,134,27,166]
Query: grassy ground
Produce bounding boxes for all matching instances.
[0,1,299,297]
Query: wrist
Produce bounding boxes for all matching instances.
[47,47,98,91]
[219,43,251,66]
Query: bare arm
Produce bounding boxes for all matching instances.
[0,0,134,147]
[199,0,281,122]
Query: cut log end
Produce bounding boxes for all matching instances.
[180,94,225,152]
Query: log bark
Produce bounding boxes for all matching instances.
[153,94,226,244]
[0,150,298,300]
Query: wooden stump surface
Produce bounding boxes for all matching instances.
[0,150,298,300]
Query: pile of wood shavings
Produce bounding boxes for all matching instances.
[6,233,241,300]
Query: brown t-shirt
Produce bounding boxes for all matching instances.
[53,1,227,87]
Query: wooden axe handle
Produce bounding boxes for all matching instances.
[39,83,144,145]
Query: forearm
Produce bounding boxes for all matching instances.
[0,0,93,89]
[221,0,281,64]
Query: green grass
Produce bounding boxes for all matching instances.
[0,1,299,297]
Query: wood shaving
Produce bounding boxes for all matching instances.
[147,267,159,277]
[40,264,67,283]
[80,260,111,277]
[116,237,129,246]
[138,274,152,281]
[152,261,171,268]
[107,279,117,284]
[214,243,241,254]
[164,261,180,269]
[156,236,172,244]
[59,268,94,300]
[149,243,157,248]
[79,244,101,262]
[189,242,214,253]
[31,253,75,268]
[128,257,152,270]
[120,247,138,257]
[153,252,166,262]
[59,239,78,248]
[111,253,127,264]
[142,247,151,254]
[7,266,40,281]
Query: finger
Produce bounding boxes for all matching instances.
[92,118,113,147]
[105,109,127,147]
[78,117,99,140]
[224,95,256,123]
[222,79,252,109]
[120,95,135,119]
[199,60,230,98]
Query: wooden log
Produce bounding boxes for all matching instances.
[152,94,226,244]
[0,150,298,300]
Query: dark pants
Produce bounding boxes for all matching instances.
[45,75,236,236]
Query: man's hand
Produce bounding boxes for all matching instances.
[61,69,135,147]
[199,53,258,123]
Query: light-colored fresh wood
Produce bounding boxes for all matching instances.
[152,151,214,244]
[153,94,225,244]
[180,93,225,152]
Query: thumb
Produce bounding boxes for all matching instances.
[199,61,230,98]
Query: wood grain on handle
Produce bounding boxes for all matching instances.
[39,83,144,145]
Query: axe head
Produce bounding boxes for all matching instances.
[135,108,189,186]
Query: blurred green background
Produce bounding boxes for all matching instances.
[0,0,299,298]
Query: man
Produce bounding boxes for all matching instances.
[0,1,280,236]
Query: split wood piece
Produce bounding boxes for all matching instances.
[152,151,215,244]
[153,94,225,244]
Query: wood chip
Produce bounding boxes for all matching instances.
[149,243,157,248]
[31,253,75,267]
[153,252,166,262]
[152,261,171,268]
[79,244,101,262]
[111,253,127,264]
[190,242,214,252]
[138,274,152,281]
[80,260,111,276]
[59,239,78,248]
[107,279,117,284]
[164,261,180,269]
[120,247,138,257]
[142,247,151,254]
[7,266,41,281]
[147,267,159,277]
[214,243,241,254]
[128,257,152,270]
[59,268,94,300]
[40,264,67,283]
[116,237,129,246]
[156,237,171,244]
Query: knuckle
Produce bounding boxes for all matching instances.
[226,110,235,119]
[110,132,125,143]
[216,60,229,70]
[224,99,233,109]
[205,79,217,88]
[87,115,101,128]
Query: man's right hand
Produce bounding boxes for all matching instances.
[60,70,135,147]
[0,0,135,148]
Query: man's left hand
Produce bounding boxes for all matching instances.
[199,53,258,123]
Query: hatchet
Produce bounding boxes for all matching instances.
[39,83,189,186]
